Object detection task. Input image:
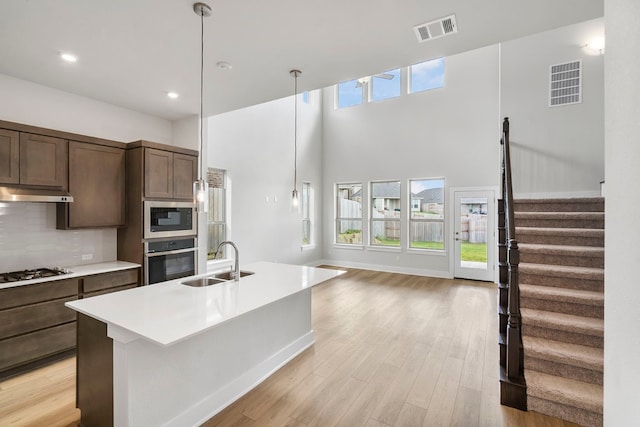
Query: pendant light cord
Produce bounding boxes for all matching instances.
[293,72,298,191]
[199,7,205,183]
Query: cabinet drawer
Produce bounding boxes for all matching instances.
[0,322,76,371]
[0,296,77,339]
[84,283,137,298]
[83,269,139,294]
[0,278,79,310]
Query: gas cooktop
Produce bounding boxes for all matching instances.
[0,267,72,283]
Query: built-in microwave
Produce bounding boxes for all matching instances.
[144,201,196,240]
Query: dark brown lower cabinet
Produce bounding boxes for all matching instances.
[0,267,140,380]
[0,322,76,375]
[0,278,79,378]
[77,313,113,427]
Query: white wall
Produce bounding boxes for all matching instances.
[172,115,199,151]
[206,91,323,266]
[0,73,173,144]
[603,0,640,425]
[500,18,605,198]
[321,45,500,276]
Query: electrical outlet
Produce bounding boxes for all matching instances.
[82,254,93,261]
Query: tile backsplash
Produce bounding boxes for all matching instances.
[0,202,116,272]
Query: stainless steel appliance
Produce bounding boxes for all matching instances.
[144,238,196,285]
[0,267,71,283]
[144,201,196,240]
[0,186,73,203]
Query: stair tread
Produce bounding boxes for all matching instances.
[523,336,603,371]
[521,308,604,337]
[518,243,604,257]
[515,197,604,205]
[520,263,604,280]
[526,370,603,414]
[515,212,604,219]
[520,283,604,306]
[516,227,604,236]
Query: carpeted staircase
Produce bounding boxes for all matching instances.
[514,197,604,427]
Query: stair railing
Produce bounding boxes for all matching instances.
[498,117,526,409]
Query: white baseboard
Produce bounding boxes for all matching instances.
[311,258,452,279]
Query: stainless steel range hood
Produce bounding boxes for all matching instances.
[0,186,74,202]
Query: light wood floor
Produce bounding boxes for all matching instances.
[0,267,580,427]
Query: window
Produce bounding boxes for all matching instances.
[336,183,363,245]
[302,182,312,246]
[336,79,363,109]
[371,69,401,102]
[370,181,401,247]
[409,58,445,94]
[409,178,445,250]
[207,168,227,259]
[302,91,310,104]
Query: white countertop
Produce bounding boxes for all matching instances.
[66,262,345,347]
[0,261,141,290]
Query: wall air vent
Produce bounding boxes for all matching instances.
[414,14,457,43]
[549,60,582,107]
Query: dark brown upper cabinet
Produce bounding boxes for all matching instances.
[144,148,197,200]
[173,153,198,200]
[0,130,67,188]
[19,133,68,188]
[57,141,125,229]
[0,129,20,184]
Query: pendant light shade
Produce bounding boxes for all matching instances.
[290,69,301,212]
[193,2,212,213]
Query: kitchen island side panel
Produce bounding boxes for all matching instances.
[110,288,312,427]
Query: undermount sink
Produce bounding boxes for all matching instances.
[180,277,228,287]
[180,270,255,287]
[213,270,255,281]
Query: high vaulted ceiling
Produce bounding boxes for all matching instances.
[0,0,603,121]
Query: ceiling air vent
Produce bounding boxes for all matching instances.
[549,60,582,107]
[414,14,457,43]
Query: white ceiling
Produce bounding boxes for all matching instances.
[0,0,603,121]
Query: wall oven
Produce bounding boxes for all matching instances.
[144,238,196,285]
[144,201,196,240]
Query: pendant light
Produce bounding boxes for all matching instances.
[290,69,302,211]
[193,2,212,213]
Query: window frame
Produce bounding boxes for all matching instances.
[206,168,228,260]
[407,177,446,252]
[369,180,402,248]
[370,68,402,103]
[408,57,446,95]
[335,80,364,109]
[335,182,364,247]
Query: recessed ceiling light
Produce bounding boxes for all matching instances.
[60,53,78,63]
[216,61,232,70]
[167,92,179,99]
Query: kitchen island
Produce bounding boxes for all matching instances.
[66,262,344,427]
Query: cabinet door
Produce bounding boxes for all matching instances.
[19,133,67,188]
[173,153,197,200]
[144,148,173,198]
[64,141,125,228]
[0,129,20,184]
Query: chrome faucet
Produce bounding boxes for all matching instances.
[215,241,240,281]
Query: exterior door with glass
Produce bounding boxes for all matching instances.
[453,189,496,282]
